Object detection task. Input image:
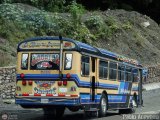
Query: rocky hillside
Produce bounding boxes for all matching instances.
[93,10,160,66]
[0,3,160,67]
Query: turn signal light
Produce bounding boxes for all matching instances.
[58,81,62,86]
[28,80,33,85]
[20,73,25,79]
[63,80,67,86]
[22,93,29,96]
[66,73,71,79]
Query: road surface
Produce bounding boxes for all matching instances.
[0,89,160,120]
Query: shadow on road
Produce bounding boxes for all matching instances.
[31,112,120,120]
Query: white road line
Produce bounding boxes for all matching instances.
[139,110,160,114]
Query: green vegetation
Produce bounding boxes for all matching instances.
[0,1,160,66]
[0,0,71,12]
[0,3,142,66]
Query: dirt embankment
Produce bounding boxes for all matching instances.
[93,10,160,66]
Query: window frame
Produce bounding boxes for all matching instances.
[21,53,29,70]
[81,55,90,77]
[118,63,125,81]
[64,53,73,70]
[99,60,108,80]
[125,66,132,82]
[30,53,60,70]
[132,68,139,82]
[109,61,118,80]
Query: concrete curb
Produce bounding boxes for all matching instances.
[143,82,160,91]
[2,99,15,104]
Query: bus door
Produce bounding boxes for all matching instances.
[90,57,97,102]
[132,68,141,106]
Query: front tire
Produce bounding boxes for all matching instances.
[98,94,107,117]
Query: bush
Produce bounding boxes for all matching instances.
[68,1,85,28]
[85,15,104,29]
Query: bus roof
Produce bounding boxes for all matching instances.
[17,36,142,67]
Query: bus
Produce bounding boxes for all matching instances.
[15,36,143,118]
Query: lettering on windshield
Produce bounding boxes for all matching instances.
[30,54,59,70]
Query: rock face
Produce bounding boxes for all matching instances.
[0,66,16,99]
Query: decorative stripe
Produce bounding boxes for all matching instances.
[17,74,119,90]
[17,94,78,97]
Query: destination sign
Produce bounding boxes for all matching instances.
[19,40,76,49]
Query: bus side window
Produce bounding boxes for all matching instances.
[99,60,108,79]
[118,64,125,81]
[126,66,132,81]
[132,68,139,82]
[109,61,117,80]
[81,56,90,76]
[21,53,28,70]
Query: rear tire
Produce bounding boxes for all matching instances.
[98,94,107,117]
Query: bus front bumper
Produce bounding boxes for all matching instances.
[15,97,81,106]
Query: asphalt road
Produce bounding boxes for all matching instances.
[0,89,160,120]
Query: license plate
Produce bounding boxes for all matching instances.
[59,88,67,92]
[41,99,48,103]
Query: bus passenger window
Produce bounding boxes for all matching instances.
[109,62,117,80]
[126,67,132,81]
[132,68,139,82]
[21,53,28,70]
[118,64,125,81]
[64,53,72,70]
[99,60,108,79]
[81,56,90,76]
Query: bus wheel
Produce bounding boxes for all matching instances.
[98,94,107,117]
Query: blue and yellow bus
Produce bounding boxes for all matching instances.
[15,36,143,118]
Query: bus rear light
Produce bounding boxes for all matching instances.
[70,95,78,97]
[34,93,41,96]
[63,80,67,86]
[22,93,29,96]
[46,94,53,96]
[66,73,71,79]
[58,81,62,86]
[22,80,26,85]
[20,73,25,79]
[58,94,65,97]
[28,80,33,85]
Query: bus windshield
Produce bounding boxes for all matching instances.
[30,53,59,70]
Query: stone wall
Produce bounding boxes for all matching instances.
[145,64,160,83]
[0,66,16,99]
